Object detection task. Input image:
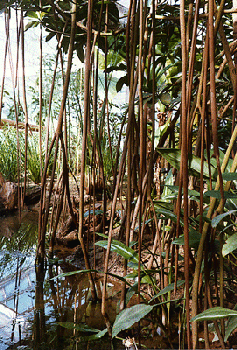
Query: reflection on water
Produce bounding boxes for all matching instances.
[0,211,120,350]
[0,211,38,349]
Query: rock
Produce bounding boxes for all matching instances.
[24,184,41,205]
[56,229,79,247]
[0,181,18,213]
[0,173,41,214]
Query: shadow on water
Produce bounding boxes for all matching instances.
[0,211,124,350]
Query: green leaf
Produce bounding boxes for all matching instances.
[95,239,139,264]
[204,190,237,199]
[51,269,98,280]
[172,230,202,249]
[154,203,178,223]
[24,20,39,31]
[26,11,40,19]
[224,311,237,342]
[191,307,237,322]
[58,322,100,332]
[76,44,84,63]
[156,280,185,296]
[112,304,154,338]
[211,210,237,228]
[223,232,237,257]
[157,148,215,178]
[222,172,237,181]
[58,323,108,340]
[116,75,128,92]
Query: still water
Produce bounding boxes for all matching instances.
[0,211,120,350]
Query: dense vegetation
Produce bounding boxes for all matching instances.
[0,0,237,348]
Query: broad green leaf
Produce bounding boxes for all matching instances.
[223,233,237,257]
[211,210,237,228]
[166,185,200,199]
[112,304,154,338]
[204,190,237,199]
[172,231,201,249]
[222,172,237,181]
[116,75,128,92]
[191,307,237,322]
[154,206,178,222]
[224,311,237,342]
[157,148,215,178]
[24,20,39,31]
[95,239,139,264]
[58,323,108,340]
[156,280,185,296]
[126,287,136,306]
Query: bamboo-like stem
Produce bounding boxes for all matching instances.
[120,0,138,312]
[138,0,145,307]
[179,0,190,347]
[101,67,139,316]
[77,0,97,301]
[192,124,237,347]
[209,0,224,201]
[38,0,77,261]
[0,11,10,121]
[20,10,29,203]
[39,0,43,179]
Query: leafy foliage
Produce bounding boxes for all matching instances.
[191,307,237,322]
[112,304,154,338]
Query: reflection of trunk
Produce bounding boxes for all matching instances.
[34,266,46,346]
[11,257,21,343]
[48,266,62,341]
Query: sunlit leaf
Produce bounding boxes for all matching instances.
[191,307,237,322]
[112,304,154,338]
[95,239,139,264]
[211,210,237,228]
[157,148,215,178]
[223,233,237,257]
